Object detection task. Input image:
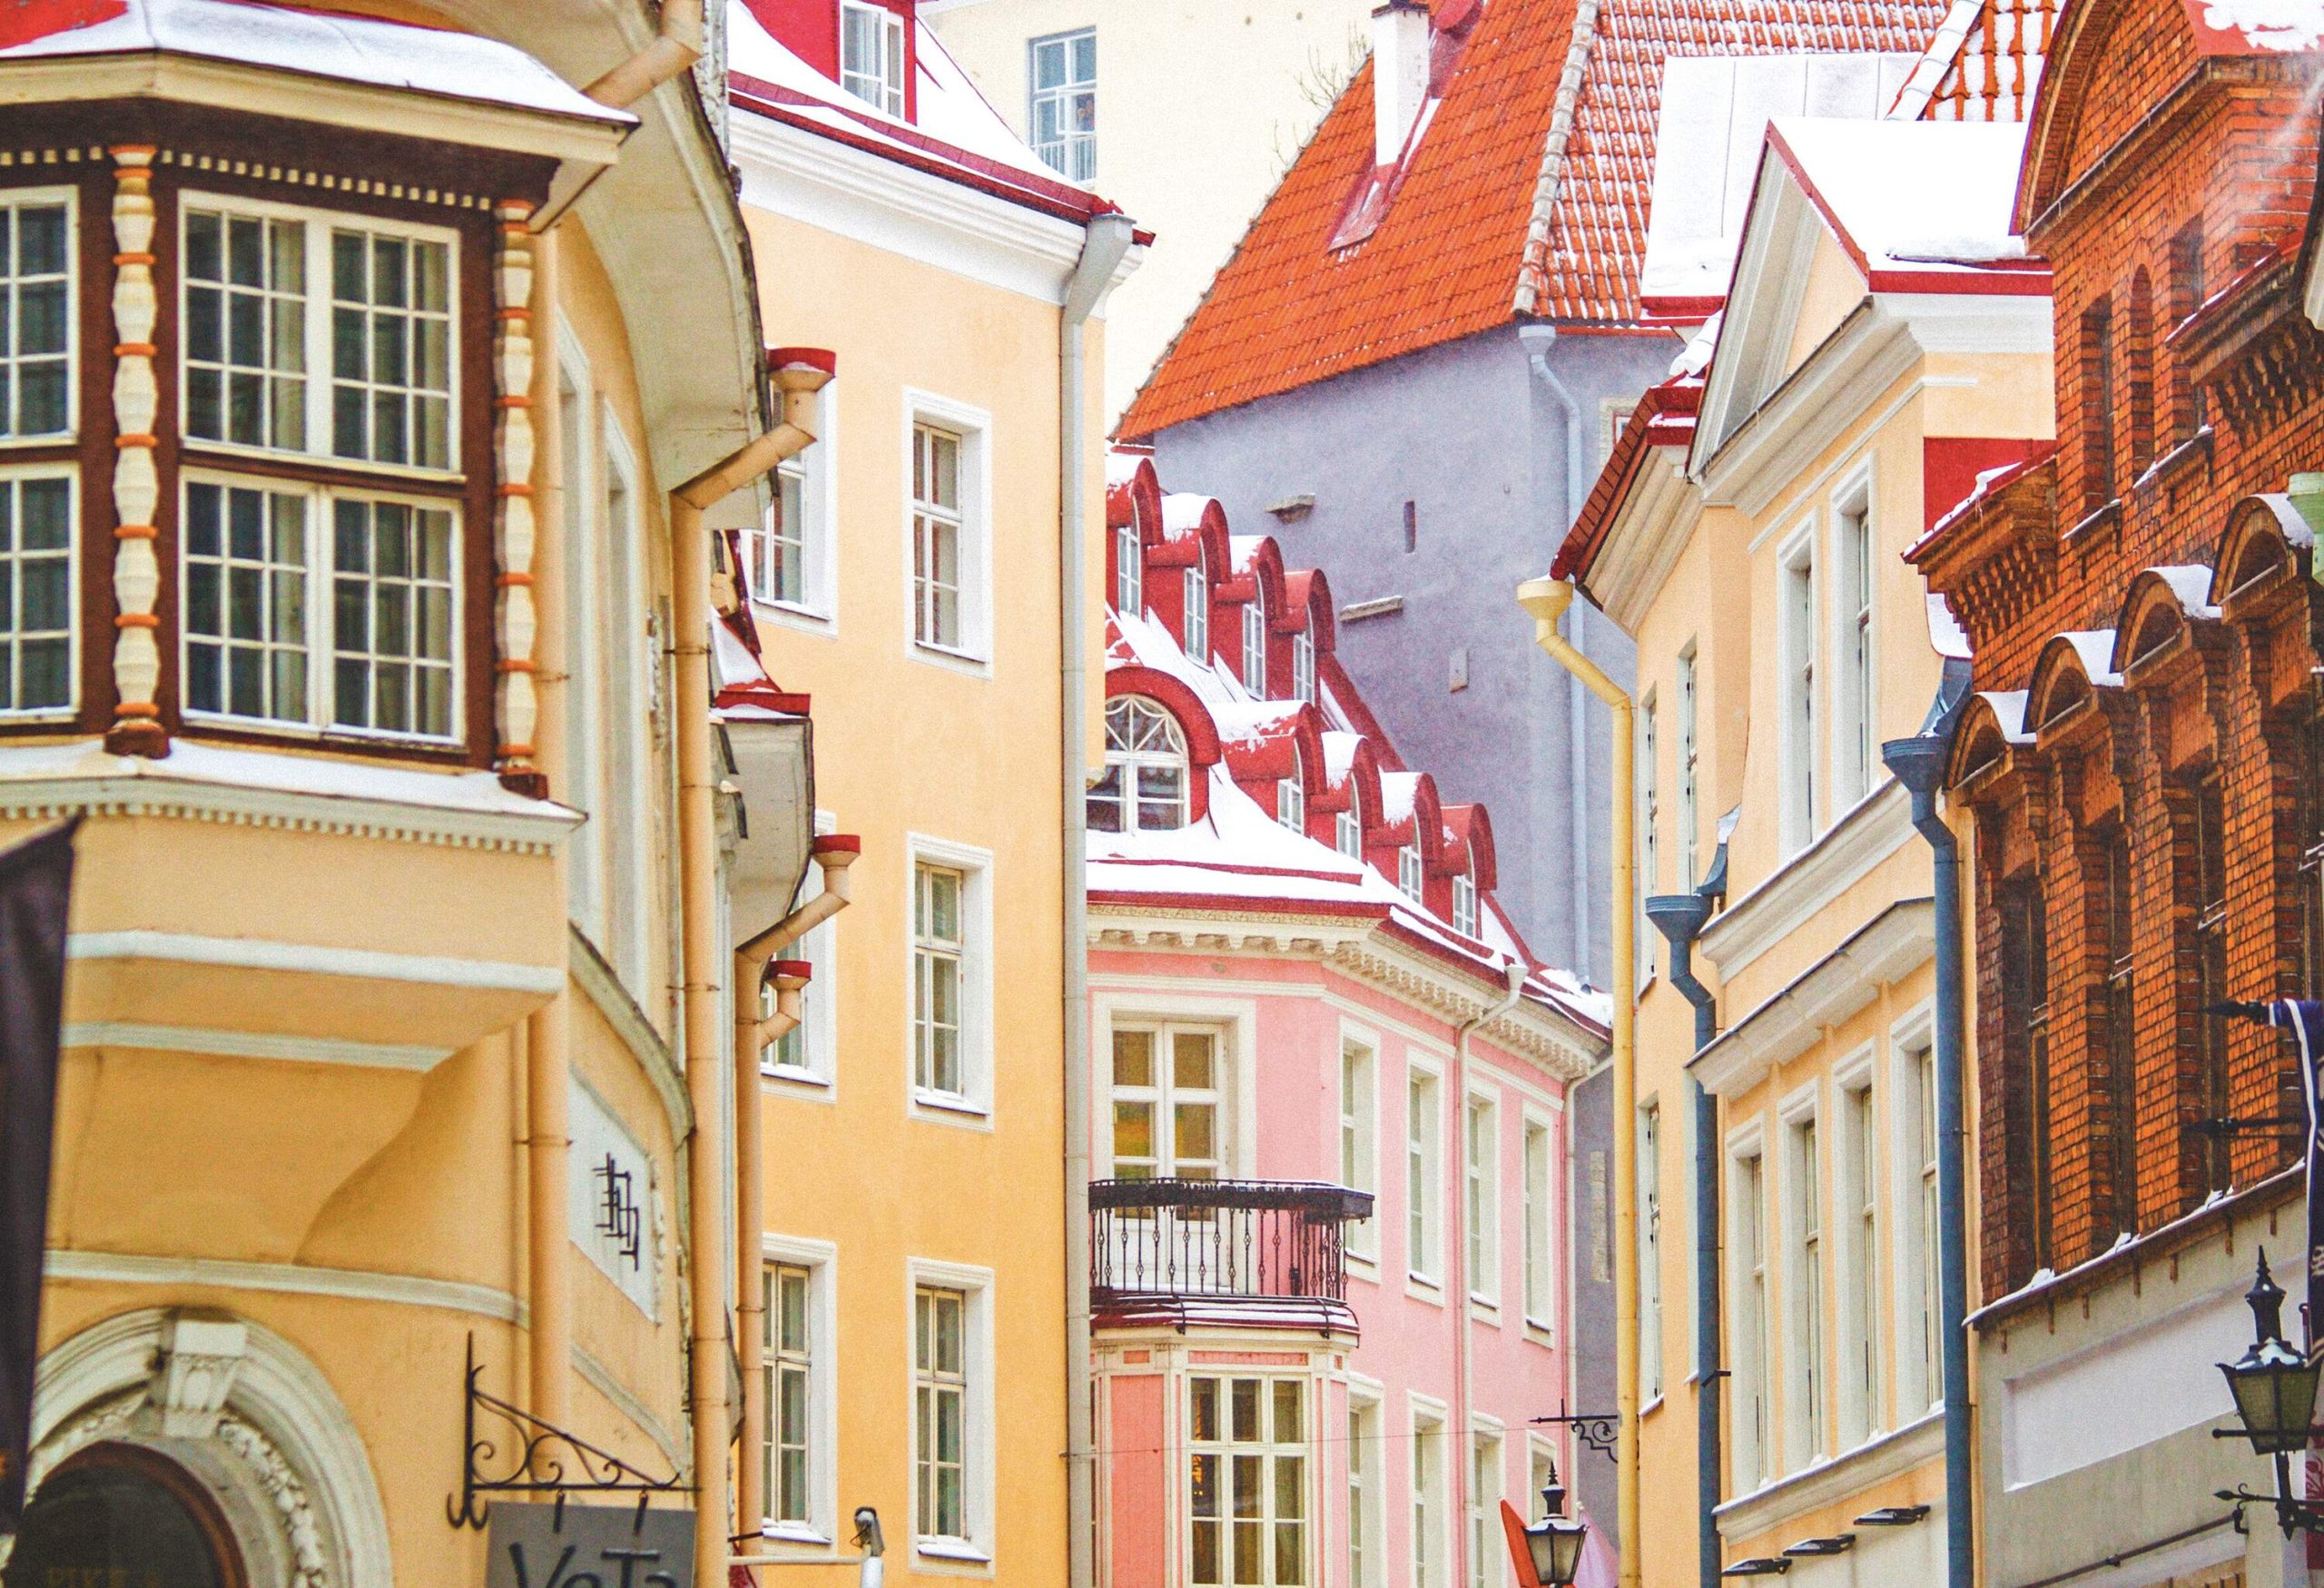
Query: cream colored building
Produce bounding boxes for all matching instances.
[921,0,1370,420]
[1553,115,2052,1584]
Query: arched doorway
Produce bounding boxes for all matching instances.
[5,1443,244,1588]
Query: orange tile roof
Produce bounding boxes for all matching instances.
[1893,0,2056,122]
[1122,0,1947,439]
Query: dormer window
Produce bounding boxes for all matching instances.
[841,0,908,118]
[1452,870,1478,939]
[1183,547,1208,661]
[1089,696,1187,833]
[1276,753,1305,834]
[1116,516,1140,616]
[1398,842,1423,902]
[1293,626,1315,705]
[1336,785,1363,860]
[1241,596,1265,695]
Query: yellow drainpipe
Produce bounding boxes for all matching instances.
[734,836,859,1539]
[673,354,832,1587]
[1517,577,1637,1588]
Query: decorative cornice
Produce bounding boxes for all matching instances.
[1698,780,1916,980]
[1692,898,1935,1100]
[153,147,495,210]
[42,1248,522,1322]
[1714,1409,1945,1543]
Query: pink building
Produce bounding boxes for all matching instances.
[1087,451,1610,1588]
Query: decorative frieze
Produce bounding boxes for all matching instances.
[494,201,541,796]
[106,144,164,757]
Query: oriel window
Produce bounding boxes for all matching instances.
[1189,1376,1308,1588]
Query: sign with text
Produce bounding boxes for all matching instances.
[484,1503,693,1588]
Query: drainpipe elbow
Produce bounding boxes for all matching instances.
[743,833,862,962]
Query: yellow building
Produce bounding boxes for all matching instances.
[722,5,1137,1584]
[1553,116,2051,1584]
[2,1,820,1584]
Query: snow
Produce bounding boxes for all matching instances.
[1106,452,1148,488]
[1671,315,1720,379]
[1321,730,1364,787]
[0,0,633,127]
[2244,491,2316,551]
[1770,116,2032,270]
[1978,690,2032,744]
[2057,630,2122,686]
[1926,593,1972,660]
[2191,0,2324,51]
[1162,493,1217,534]
[1377,771,1420,826]
[2150,564,2221,618]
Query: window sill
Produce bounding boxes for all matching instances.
[912,1087,993,1129]
[760,1523,834,1547]
[180,437,466,492]
[754,597,835,633]
[1641,1393,1665,1419]
[181,710,467,760]
[763,1063,835,1100]
[915,1538,992,1565]
[1522,1317,1557,1348]
[909,640,991,677]
[1468,1293,1501,1322]
[1346,1250,1381,1277]
[1405,1274,1445,1307]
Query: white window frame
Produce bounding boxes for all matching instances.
[0,466,76,721]
[1408,1396,1449,1588]
[1336,784,1364,861]
[1835,1050,1880,1449]
[1889,1004,1941,1417]
[1777,522,1818,854]
[1346,1383,1385,1588]
[597,409,653,1000]
[1185,1370,1313,1588]
[1241,595,1266,695]
[1468,1422,1504,1588]
[1830,464,1877,814]
[1452,871,1478,940]
[841,0,908,117]
[761,1234,840,1546]
[0,187,77,445]
[1293,625,1315,704]
[1464,1088,1499,1307]
[1106,1019,1229,1179]
[902,391,992,670]
[1183,550,1209,662]
[1598,393,1635,465]
[1638,1098,1663,1404]
[1521,1109,1557,1336]
[763,814,842,1097]
[177,469,464,745]
[1398,842,1424,903]
[1728,1123,1770,1494]
[1340,1028,1379,1262]
[1677,644,1699,888]
[1637,690,1658,980]
[1277,744,1305,834]
[1093,695,1190,833]
[1028,26,1098,182]
[748,380,837,627]
[906,1258,995,1562]
[1406,1060,1443,1291]
[907,834,995,1124]
[1116,511,1141,616]
[1781,1087,1826,1471]
[178,189,460,480]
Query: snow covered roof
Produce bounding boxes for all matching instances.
[0,0,633,130]
[2179,0,2324,53]
[1889,0,2054,123]
[1927,593,1973,660]
[1768,115,2036,281]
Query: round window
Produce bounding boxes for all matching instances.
[5,1445,241,1588]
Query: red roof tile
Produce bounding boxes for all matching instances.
[1123,0,1947,439]
[1891,0,2056,122]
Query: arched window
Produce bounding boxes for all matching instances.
[1088,697,1187,833]
[8,1445,241,1588]
[1293,625,1315,704]
[1452,869,1478,938]
[1336,784,1363,859]
[1242,595,1266,695]
[1276,744,1305,833]
[1116,517,1141,616]
[1398,842,1423,902]
[1184,546,1209,662]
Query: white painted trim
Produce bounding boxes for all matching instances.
[1697,778,1916,978]
[907,833,997,1125]
[906,1256,999,1570]
[43,1247,519,1320]
[1714,1407,1944,1541]
[761,1233,842,1544]
[901,389,997,671]
[67,929,564,994]
[1089,988,1262,1177]
[571,926,692,1146]
[61,1021,448,1070]
[1692,900,1935,1099]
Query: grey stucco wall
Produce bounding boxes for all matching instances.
[1568,1060,1619,1543]
[1146,321,1674,989]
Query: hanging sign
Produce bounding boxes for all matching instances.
[484,1502,694,1588]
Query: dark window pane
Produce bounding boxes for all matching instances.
[186,286,222,364]
[185,212,221,281]
[333,232,364,302]
[19,363,64,434]
[335,655,365,725]
[21,478,65,548]
[19,636,64,707]
[186,641,220,710]
[18,281,64,357]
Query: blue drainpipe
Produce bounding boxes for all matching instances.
[1645,882,1720,1588]
[1881,657,1974,1588]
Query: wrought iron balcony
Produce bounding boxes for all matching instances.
[1090,1178,1375,1335]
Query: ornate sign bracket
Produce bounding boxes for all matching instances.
[447,1334,688,1530]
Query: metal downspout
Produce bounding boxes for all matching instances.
[1060,212,1136,1588]
[1645,889,1719,1588]
[1882,660,1974,1588]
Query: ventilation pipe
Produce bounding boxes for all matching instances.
[1881,658,1974,1588]
[587,0,706,109]
[1644,888,1718,1588]
[671,349,832,1588]
[1371,0,1432,165]
[734,835,860,1541]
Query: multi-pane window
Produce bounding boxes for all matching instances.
[1336,787,1364,861]
[1184,555,1208,661]
[1116,514,1141,616]
[1678,646,1699,885]
[184,203,453,470]
[1277,748,1305,835]
[765,1264,813,1525]
[1407,1071,1439,1282]
[1348,1399,1381,1588]
[911,423,963,651]
[1110,1024,1221,1179]
[1639,1103,1662,1400]
[1241,597,1266,695]
[1735,1150,1770,1490]
[1781,539,1817,850]
[182,478,458,738]
[1342,1039,1375,1257]
[1837,498,1876,807]
[1638,697,1658,979]
[757,459,808,607]
[1523,1120,1553,1326]
[913,1286,969,1542]
[0,198,70,438]
[1794,1119,1825,1465]
[1452,872,1478,939]
[1839,1082,1879,1447]
[1188,1376,1307,1588]
[2194,776,2231,1197]
[841,0,907,116]
[1410,1408,1444,1588]
[1088,695,1188,833]
[1465,1096,1497,1302]
[0,474,72,713]
[1292,626,1315,705]
[1468,1435,1502,1588]
[1029,27,1098,182]
[912,863,966,1098]
[2003,881,2053,1274]
[1398,843,1423,904]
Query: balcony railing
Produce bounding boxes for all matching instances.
[1089,1178,1374,1335]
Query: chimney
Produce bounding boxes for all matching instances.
[1371,0,1431,166]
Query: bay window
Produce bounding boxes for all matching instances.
[1189,1376,1307,1588]
[0,193,72,439]
[0,472,74,715]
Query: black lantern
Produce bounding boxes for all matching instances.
[2220,1248,2323,1456]
[1521,1463,1590,1587]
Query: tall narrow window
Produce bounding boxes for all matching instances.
[913,1286,968,1542]
[0,473,73,713]
[1638,696,1659,979]
[1277,745,1305,834]
[1734,1150,1770,1490]
[2080,296,2115,513]
[1639,1102,1662,1401]
[1242,596,1266,695]
[2003,881,2053,1277]
[911,422,964,651]
[1342,1039,1376,1258]
[2194,775,2231,1197]
[2168,221,2206,442]
[1116,514,1141,616]
[1452,871,1478,940]
[841,0,907,116]
[1915,1043,1940,1412]
[1468,1434,1502,1588]
[1836,493,1876,808]
[1411,1408,1444,1588]
[1677,646,1699,886]
[0,198,70,439]
[1109,1025,1221,1180]
[1293,626,1316,705]
[1348,1398,1381,1588]
[1029,27,1098,182]
[765,1264,813,1525]
[1399,843,1424,903]
[558,368,599,932]
[1336,785,1364,861]
[330,225,455,469]
[1523,1120,1553,1326]
[1793,1118,1825,1465]
[759,455,808,607]
[1408,1071,1439,1283]
[1189,1376,1307,1587]
[1184,547,1209,661]
[1465,1096,1498,1304]
[2127,270,2155,477]
[1088,696,1188,833]
[1781,536,1817,851]
[2104,828,2140,1240]
[1838,1082,1879,1447]
[912,863,965,1099]
[183,480,310,726]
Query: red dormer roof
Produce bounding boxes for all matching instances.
[1119,0,1946,440]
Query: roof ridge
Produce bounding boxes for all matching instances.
[1512,0,1604,317]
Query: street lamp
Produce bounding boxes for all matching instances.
[2213,1248,2324,1534]
[1501,1462,1590,1587]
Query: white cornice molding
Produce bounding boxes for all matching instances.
[570,927,692,1144]
[1699,780,1916,979]
[1693,169,1821,463]
[1590,449,1702,634]
[70,930,564,995]
[62,1021,448,1070]
[729,110,1128,309]
[43,1248,523,1323]
[1700,307,1918,518]
[1691,898,1934,1100]
[1715,1409,1945,1542]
